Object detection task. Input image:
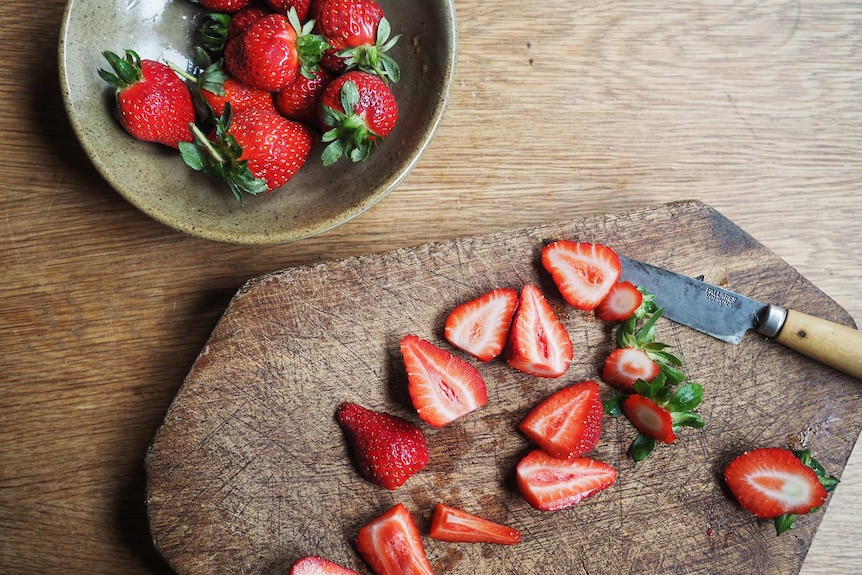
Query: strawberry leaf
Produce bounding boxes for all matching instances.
[666,382,703,412]
[774,513,796,535]
[629,434,656,462]
[603,395,625,417]
[671,411,705,429]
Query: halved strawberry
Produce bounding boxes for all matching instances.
[505,284,573,378]
[595,280,643,323]
[516,450,617,512]
[601,347,660,393]
[620,394,676,444]
[724,448,838,534]
[336,402,429,490]
[518,380,603,459]
[541,241,622,311]
[444,287,518,362]
[289,556,360,575]
[400,334,488,428]
[355,503,434,575]
[429,503,521,545]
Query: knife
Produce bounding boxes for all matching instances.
[618,256,862,380]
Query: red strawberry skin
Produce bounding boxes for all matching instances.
[621,394,677,444]
[724,448,829,519]
[225,14,300,92]
[444,287,518,362]
[336,403,429,490]
[516,450,617,512]
[202,77,278,117]
[541,241,622,311]
[289,556,360,575]
[314,0,384,73]
[228,108,316,191]
[429,503,521,545]
[355,503,434,575]
[519,380,603,459]
[228,4,273,40]
[506,284,573,378]
[266,0,313,21]
[319,70,398,139]
[601,347,660,392]
[401,334,488,428]
[199,0,255,12]
[275,67,333,126]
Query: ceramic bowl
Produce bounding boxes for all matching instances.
[59,0,456,244]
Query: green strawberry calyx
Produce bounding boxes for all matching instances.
[773,450,840,535]
[98,49,143,91]
[288,8,331,80]
[337,17,401,84]
[320,80,383,166]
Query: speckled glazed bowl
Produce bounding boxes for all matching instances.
[59,0,456,244]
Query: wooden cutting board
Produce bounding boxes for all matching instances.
[146,200,862,575]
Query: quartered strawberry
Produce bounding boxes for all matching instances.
[400,334,488,428]
[289,556,360,575]
[541,241,622,311]
[724,448,839,534]
[444,287,518,362]
[516,449,617,512]
[336,402,429,490]
[355,503,434,575]
[98,50,195,148]
[519,380,603,459]
[505,284,573,378]
[429,503,521,545]
[601,347,661,393]
[595,280,643,323]
[620,394,676,444]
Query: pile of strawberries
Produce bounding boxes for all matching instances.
[98,0,401,201]
[303,240,841,574]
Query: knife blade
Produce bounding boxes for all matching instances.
[618,256,862,380]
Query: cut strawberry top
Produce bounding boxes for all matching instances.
[505,284,573,378]
[724,447,829,519]
[595,280,643,323]
[541,241,622,311]
[519,380,603,459]
[355,503,434,575]
[401,335,488,428]
[601,347,661,392]
[516,450,617,512]
[444,287,519,362]
[621,394,677,444]
[429,503,521,545]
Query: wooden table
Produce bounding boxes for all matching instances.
[1,1,860,573]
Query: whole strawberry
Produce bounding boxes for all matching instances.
[98,50,195,148]
[224,10,328,92]
[275,66,333,126]
[336,402,429,490]
[197,0,255,12]
[314,0,400,82]
[180,105,316,200]
[265,0,312,21]
[318,71,398,165]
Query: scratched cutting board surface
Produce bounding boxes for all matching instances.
[146,201,862,575]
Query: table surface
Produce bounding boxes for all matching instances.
[1,1,860,574]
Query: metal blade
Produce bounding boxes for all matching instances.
[618,256,769,345]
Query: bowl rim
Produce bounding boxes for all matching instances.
[57,0,458,245]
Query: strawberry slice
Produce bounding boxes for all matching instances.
[505,284,573,378]
[336,402,429,490]
[724,448,838,534]
[601,347,661,392]
[516,449,617,512]
[355,503,434,575]
[444,287,519,362]
[429,503,521,545]
[401,334,488,428]
[595,280,643,322]
[518,380,603,459]
[541,241,622,311]
[620,394,677,444]
[289,556,360,575]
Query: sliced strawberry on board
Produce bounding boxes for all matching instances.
[401,334,488,428]
[724,448,838,534]
[444,287,519,362]
[506,284,573,378]
[289,556,360,575]
[541,241,622,311]
[601,347,661,393]
[429,503,521,545]
[620,394,676,444]
[516,449,617,512]
[355,503,434,575]
[518,380,603,459]
[336,402,429,490]
[595,280,643,323]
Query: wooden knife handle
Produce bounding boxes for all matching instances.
[773,309,862,380]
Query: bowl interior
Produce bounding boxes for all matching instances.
[59,0,456,244]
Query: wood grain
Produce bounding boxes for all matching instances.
[146,202,862,575]
[1,1,861,574]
